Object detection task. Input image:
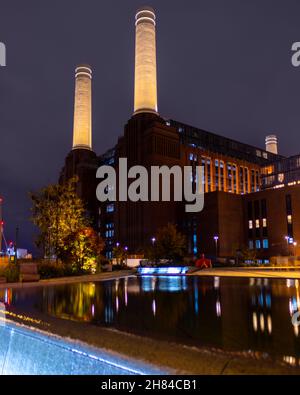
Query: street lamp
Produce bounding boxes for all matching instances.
[214,236,219,259]
[151,237,156,246]
[124,246,128,266]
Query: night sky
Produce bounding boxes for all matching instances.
[0,0,300,254]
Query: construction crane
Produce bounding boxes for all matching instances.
[0,196,8,255]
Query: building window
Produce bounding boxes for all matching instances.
[240,167,245,194]
[105,230,114,238]
[227,163,232,192]
[256,171,260,191]
[255,219,260,228]
[251,170,255,192]
[189,153,197,162]
[262,218,267,227]
[245,168,249,193]
[201,158,206,190]
[255,240,261,249]
[249,220,253,229]
[207,159,211,191]
[249,240,254,250]
[232,164,237,193]
[263,239,269,249]
[220,161,224,191]
[106,204,114,213]
[286,194,293,238]
[193,233,198,255]
[215,159,219,190]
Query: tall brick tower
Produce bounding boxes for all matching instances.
[113,7,182,252]
[72,65,93,150]
[60,65,98,224]
[134,6,158,115]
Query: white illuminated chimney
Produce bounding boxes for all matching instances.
[134,6,158,115]
[265,135,278,155]
[72,65,92,150]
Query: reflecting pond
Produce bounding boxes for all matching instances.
[1,276,300,365]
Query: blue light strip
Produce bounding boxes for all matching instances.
[137,267,189,276]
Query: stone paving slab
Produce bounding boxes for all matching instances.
[191,267,300,279]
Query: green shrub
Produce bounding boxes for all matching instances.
[0,264,19,283]
[37,260,73,279]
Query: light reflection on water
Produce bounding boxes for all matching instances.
[1,276,300,364]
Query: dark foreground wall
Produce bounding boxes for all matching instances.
[0,320,161,375]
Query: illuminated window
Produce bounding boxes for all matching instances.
[201,158,206,190]
[232,164,237,193]
[249,240,254,250]
[220,161,224,191]
[106,204,114,213]
[193,233,197,255]
[251,169,255,192]
[256,240,261,249]
[287,215,292,224]
[227,163,232,192]
[263,239,269,249]
[262,218,267,227]
[240,167,245,194]
[249,220,253,229]
[245,168,249,193]
[215,159,219,189]
[207,159,211,191]
[255,219,260,228]
[256,171,260,191]
[190,153,197,161]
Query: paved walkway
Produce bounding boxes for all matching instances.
[0,270,135,289]
[191,267,300,279]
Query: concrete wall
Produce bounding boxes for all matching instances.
[0,321,160,375]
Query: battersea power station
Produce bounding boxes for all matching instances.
[60,6,300,262]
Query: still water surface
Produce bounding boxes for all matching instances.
[1,276,300,365]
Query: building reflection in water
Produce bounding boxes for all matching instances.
[0,275,300,363]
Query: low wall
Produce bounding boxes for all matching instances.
[270,256,300,266]
[0,257,9,266]
[0,319,159,375]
